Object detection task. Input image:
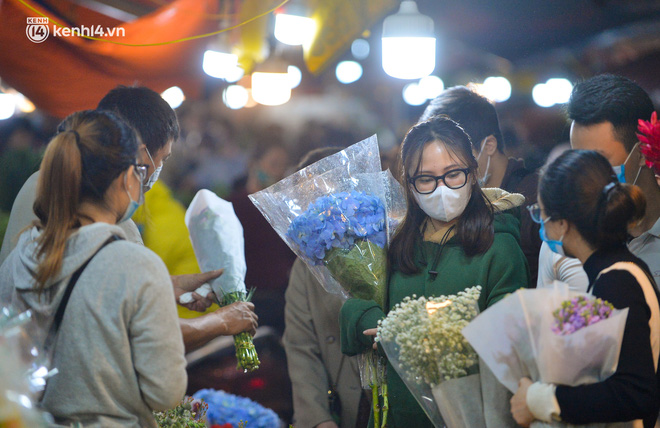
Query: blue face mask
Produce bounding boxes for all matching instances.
[613,143,641,184]
[118,169,143,223]
[539,220,565,257]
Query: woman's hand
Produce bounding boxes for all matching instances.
[363,328,378,350]
[510,377,534,427]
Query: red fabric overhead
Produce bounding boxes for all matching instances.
[0,0,218,118]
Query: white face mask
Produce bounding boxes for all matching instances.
[413,183,472,222]
[476,138,491,187]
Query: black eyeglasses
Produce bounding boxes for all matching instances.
[408,168,470,194]
[135,163,149,183]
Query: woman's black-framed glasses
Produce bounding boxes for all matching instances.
[408,168,470,194]
[135,163,149,183]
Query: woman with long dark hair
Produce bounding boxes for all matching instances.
[340,116,530,427]
[511,149,660,427]
[0,110,187,427]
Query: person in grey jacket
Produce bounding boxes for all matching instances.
[283,148,366,428]
[0,110,187,427]
[0,85,258,351]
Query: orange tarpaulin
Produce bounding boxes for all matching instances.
[0,0,219,118]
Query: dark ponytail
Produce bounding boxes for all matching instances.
[33,110,138,290]
[540,150,646,250]
[597,182,646,247]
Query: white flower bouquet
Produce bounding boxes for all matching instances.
[185,190,259,372]
[377,286,485,428]
[248,135,406,427]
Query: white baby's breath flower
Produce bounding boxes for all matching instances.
[377,286,481,386]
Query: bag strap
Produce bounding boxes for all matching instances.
[43,234,122,352]
[596,261,660,371]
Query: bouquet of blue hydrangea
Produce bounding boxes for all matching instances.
[193,389,280,428]
[286,190,388,307]
[249,135,406,428]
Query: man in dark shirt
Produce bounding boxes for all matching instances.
[420,86,541,286]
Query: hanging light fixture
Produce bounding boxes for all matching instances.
[274,2,316,47]
[203,34,244,81]
[382,1,436,80]
[251,60,291,106]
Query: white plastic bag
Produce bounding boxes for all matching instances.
[184,189,247,297]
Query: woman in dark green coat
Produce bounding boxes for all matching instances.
[340,116,530,427]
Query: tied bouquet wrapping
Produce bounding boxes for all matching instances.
[249,135,406,427]
[377,286,485,428]
[185,190,259,372]
[462,282,628,428]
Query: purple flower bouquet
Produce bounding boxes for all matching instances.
[463,282,629,396]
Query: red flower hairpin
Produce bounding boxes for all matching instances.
[637,111,660,175]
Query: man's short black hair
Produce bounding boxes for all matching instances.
[567,74,655,152]
[97,85,180,153]
[419,86,505,153]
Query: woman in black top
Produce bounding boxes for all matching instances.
[511,150,660,427]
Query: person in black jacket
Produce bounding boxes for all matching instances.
[511,149,660,427]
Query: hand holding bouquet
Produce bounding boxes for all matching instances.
[185,190,259,372]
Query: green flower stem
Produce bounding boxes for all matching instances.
[372,383,380,428]
[381,383,389,428]
[218,291,260,372]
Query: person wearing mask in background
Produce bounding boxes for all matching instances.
[537,74,660,290]
[0,110,187,427]
[284,147,368,428]
[420,86,541,286]
[229,141,295,334]
[512,150,660,427]
[341,116,529,427]
[0,85,258,351]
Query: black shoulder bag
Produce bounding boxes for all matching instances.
[40,235,122,401]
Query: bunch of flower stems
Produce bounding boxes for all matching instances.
[218,289,260,372]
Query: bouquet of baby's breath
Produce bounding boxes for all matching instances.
[377,286,484,428]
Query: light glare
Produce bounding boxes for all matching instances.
[382,37,436,80]
[287,65,302,89]
[274,13,316,46]
[402,82,426,106]
[161,86,185,109]
[351,39,370,60]
[418,75,444,99]
[0,93,17,120]
[252,72,291,106]
[203,50,239,80]
[336,61,363,84]
[223,85,249,110]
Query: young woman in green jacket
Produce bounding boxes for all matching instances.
[340,116,530,427]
